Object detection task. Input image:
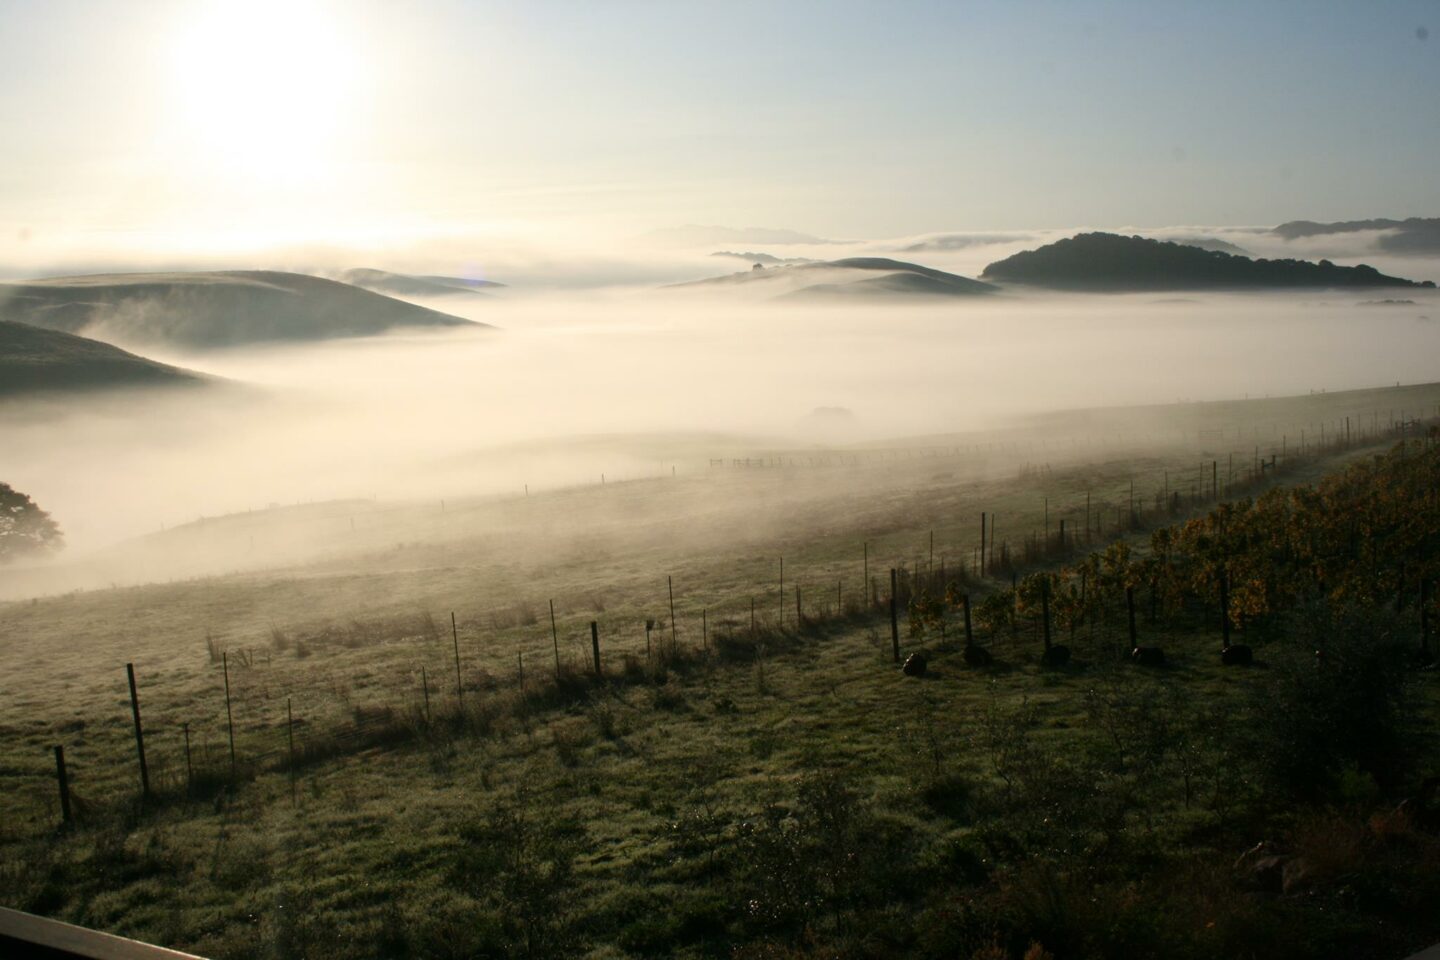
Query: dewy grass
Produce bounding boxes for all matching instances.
[1,415,1438,959]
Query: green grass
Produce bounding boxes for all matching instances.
[2,386,1439,959]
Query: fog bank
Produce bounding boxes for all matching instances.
[3,289,1438,565]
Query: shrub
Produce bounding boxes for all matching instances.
[1249,601,1414,799]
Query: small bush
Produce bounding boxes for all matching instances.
[1249,601,1414,798]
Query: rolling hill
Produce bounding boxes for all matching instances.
[672,257,997,301]
[1273,216,1440,254]
[340,268,504,298]
[0,320,206,397]
[710,251,813,266]
[981,232,1435,290]
[0,271,488,351]
[1154,235,1250,256]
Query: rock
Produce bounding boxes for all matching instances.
[902,653,928,677]
[1131,646,1166,666]
[1221,644,1254,666]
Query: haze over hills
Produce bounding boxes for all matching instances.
[0,270,486,351]
[672,257,997,301]
[981,232,1435,291]
[340,268,504,298]
[1153,235,1250,256]
[899,233,1033,253]
[0,320,206,397]
[643,224,834,247]
[710,251,813,266]
[1273,216,1440,254]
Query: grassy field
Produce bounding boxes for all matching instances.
[1,383,1438,959]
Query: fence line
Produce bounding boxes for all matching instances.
[27,418,1431,828]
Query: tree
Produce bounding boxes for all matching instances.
[0,482,63,563]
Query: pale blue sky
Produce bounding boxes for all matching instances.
[1,0,1437,253]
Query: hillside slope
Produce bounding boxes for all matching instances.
[340,268,503,298]
[1273,216,1440,254]
[981,232,1434,290]
[673,256,997,300]
[0,271,487,350]
[0,320,205,396]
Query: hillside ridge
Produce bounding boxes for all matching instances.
[0,319,206,396]
[982,232,1434,290]
[0,270,487,350]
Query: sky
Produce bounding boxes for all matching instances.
[1,0,1438,261]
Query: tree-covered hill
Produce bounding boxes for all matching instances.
[981,232,1435,291]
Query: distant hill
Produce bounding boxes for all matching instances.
[710,251,813,265]
[1273,217,1440,254]
[779,270,992,301]
[340,268,503,298]
[1155,236,1250,256]
[673,257,997,301]
[0,271,487,351]
[981,233,1434,290]
[0,320,206,397]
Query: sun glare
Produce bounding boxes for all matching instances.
[169,0,357,189]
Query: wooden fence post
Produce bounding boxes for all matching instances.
[980,513,986,578]
[126,663,150,799]
[223,651,236,780]
[451,612,464,705]
[590,621,602,677]
[962,593,973,646]
[421,666,431,722]
[550,599,560,681]
[54,745,72,826]
[779,557,784,626]
[668,575,677,655]
[890,568,900,663]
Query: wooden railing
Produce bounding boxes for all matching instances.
[0,906,205,960]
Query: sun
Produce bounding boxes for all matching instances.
[169,0,357,189]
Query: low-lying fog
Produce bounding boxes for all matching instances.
[4,289,1439,565]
